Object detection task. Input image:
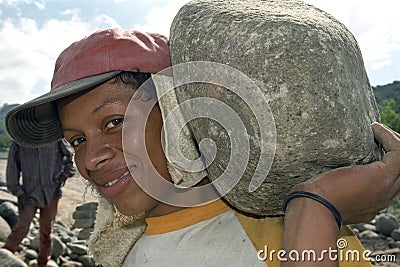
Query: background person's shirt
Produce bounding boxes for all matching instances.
[6,139,75,207]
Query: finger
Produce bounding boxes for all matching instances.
[380,123,400,138]
[371,122,400,151]
[379,122,400,139]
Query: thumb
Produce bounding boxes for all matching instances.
[371,122,400,176]
[371,122,400,152]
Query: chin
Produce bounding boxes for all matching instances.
[113,205,143,219]
[112,199,153,218]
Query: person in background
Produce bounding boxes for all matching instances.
[2,139,75,267]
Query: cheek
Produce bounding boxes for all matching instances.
[145,110,169,178]
[144,108,164,152]
[73,150,91,182]
[145,137,166,169]
[124,125,147,159]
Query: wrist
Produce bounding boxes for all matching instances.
[284,191,342,229]
[282,197,340,266]
[285,197,340,233]
[290,178,347,222]
[283,197,340,254]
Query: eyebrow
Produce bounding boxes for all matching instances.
[62,128,76,132]
[92,98,122,115]
[61,98,125,133]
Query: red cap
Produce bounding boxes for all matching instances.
[6,28,171,147]
[52,28,171,89]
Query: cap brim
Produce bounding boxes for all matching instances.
[6,71,121,147]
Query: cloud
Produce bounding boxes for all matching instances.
[133,0,190,37]
[0,10,96,105]
[135,0,399,85]
[0,3,126,106]
[0,0,45,9]
[303,0,400,82]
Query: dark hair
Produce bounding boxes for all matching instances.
[113,71,158,102]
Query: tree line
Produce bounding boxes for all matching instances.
[374,81,400,133]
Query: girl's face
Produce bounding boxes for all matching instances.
[57,79,179,217]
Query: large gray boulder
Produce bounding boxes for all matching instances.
[0,248,28,267]
[169,0,381,215]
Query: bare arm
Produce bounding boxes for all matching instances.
[282,122,400,266]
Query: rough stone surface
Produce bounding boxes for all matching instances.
[170,0,381,215]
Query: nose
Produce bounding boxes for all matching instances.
[84,135,115,171]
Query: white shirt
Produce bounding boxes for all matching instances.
[123,207,267,267]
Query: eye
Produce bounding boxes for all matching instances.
[70,137,86,148]
[105,117,124,130]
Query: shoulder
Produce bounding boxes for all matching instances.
[8,141,20,156]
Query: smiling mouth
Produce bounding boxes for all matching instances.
[103,168,135,187]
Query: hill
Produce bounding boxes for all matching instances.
[373,81,400,133]
[0,104,19,134]
[0,104,19,151]
[0,103,19,117]
[373,80,400,105]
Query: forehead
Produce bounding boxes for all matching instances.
[57,80,134,112]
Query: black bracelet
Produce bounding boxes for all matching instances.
[283,191,342,229]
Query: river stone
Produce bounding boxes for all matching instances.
[0,215,11,242]
[169,0,381,215]
[51,235,66,259]
[0,201,19,228]
[67,243,88,255]
[375,213,399,236]
[0,248,28,267]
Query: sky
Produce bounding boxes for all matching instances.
[0,0,399,106]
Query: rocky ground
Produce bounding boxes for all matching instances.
[0,165,100,267]
[352,214,400,266]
